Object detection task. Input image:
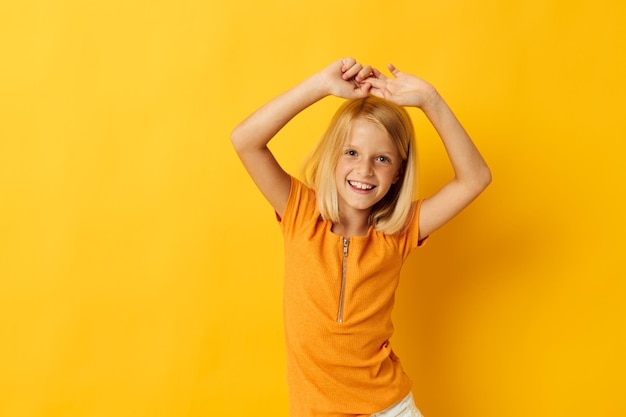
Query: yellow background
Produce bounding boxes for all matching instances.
[1,1,624,416]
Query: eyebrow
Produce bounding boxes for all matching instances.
[344,143,398,156]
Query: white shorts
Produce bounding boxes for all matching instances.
[370,392,424,417]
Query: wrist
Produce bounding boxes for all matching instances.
[419,89,443,113]
[306,72,333,99]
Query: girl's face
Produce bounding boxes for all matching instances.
[334,118,403,219]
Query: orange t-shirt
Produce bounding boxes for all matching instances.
[279,178,425,417]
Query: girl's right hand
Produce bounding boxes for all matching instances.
[317,58,373,99]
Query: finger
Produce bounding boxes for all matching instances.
[340,58,358,79]
[387,63,401,77]
[346,83,368,99]
[371,68,386,79]
[340,57,357,73]
[355,65,374,82]
[342,63,363,80]
[370,67,391,85]
[368,86,386,99]
[363,76,387,89]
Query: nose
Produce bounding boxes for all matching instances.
[355,158,373,176]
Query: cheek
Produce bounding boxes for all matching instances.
[335,159,351,177]
[381,166,400,183]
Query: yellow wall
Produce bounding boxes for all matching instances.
[1,1,624,416]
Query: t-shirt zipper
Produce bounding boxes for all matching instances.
[337,237,349,323]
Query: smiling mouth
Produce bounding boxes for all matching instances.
[348,180,376,190]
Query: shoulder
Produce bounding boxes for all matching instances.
[379,200,427,257]
[278,177,319,230]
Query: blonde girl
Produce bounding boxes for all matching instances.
[231,58,491,417]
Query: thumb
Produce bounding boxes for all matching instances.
[368,87,387,100]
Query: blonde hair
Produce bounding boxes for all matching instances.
[302,96,417,235]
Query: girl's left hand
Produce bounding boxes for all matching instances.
[366,64,438,109]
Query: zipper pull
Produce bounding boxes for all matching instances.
[343,237,349,256]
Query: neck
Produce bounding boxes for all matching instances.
[331,213,370,237]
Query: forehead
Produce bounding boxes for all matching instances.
[345,118,398,153]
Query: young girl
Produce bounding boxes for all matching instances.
[231,58,491,417]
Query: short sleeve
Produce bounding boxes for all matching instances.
[399,199,428,259]
[278,176,318,237]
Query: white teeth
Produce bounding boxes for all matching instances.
[349,180,374,190]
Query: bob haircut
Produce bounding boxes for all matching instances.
[302,96,417,235]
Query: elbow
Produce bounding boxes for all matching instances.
[230,126,241,149]
[230,125,247,154]
[463,163,492,196]
[476,163,492,193]
[482,163,492,187]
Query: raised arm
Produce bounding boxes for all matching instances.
[367,64,492,241]
[231,58,373,218]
